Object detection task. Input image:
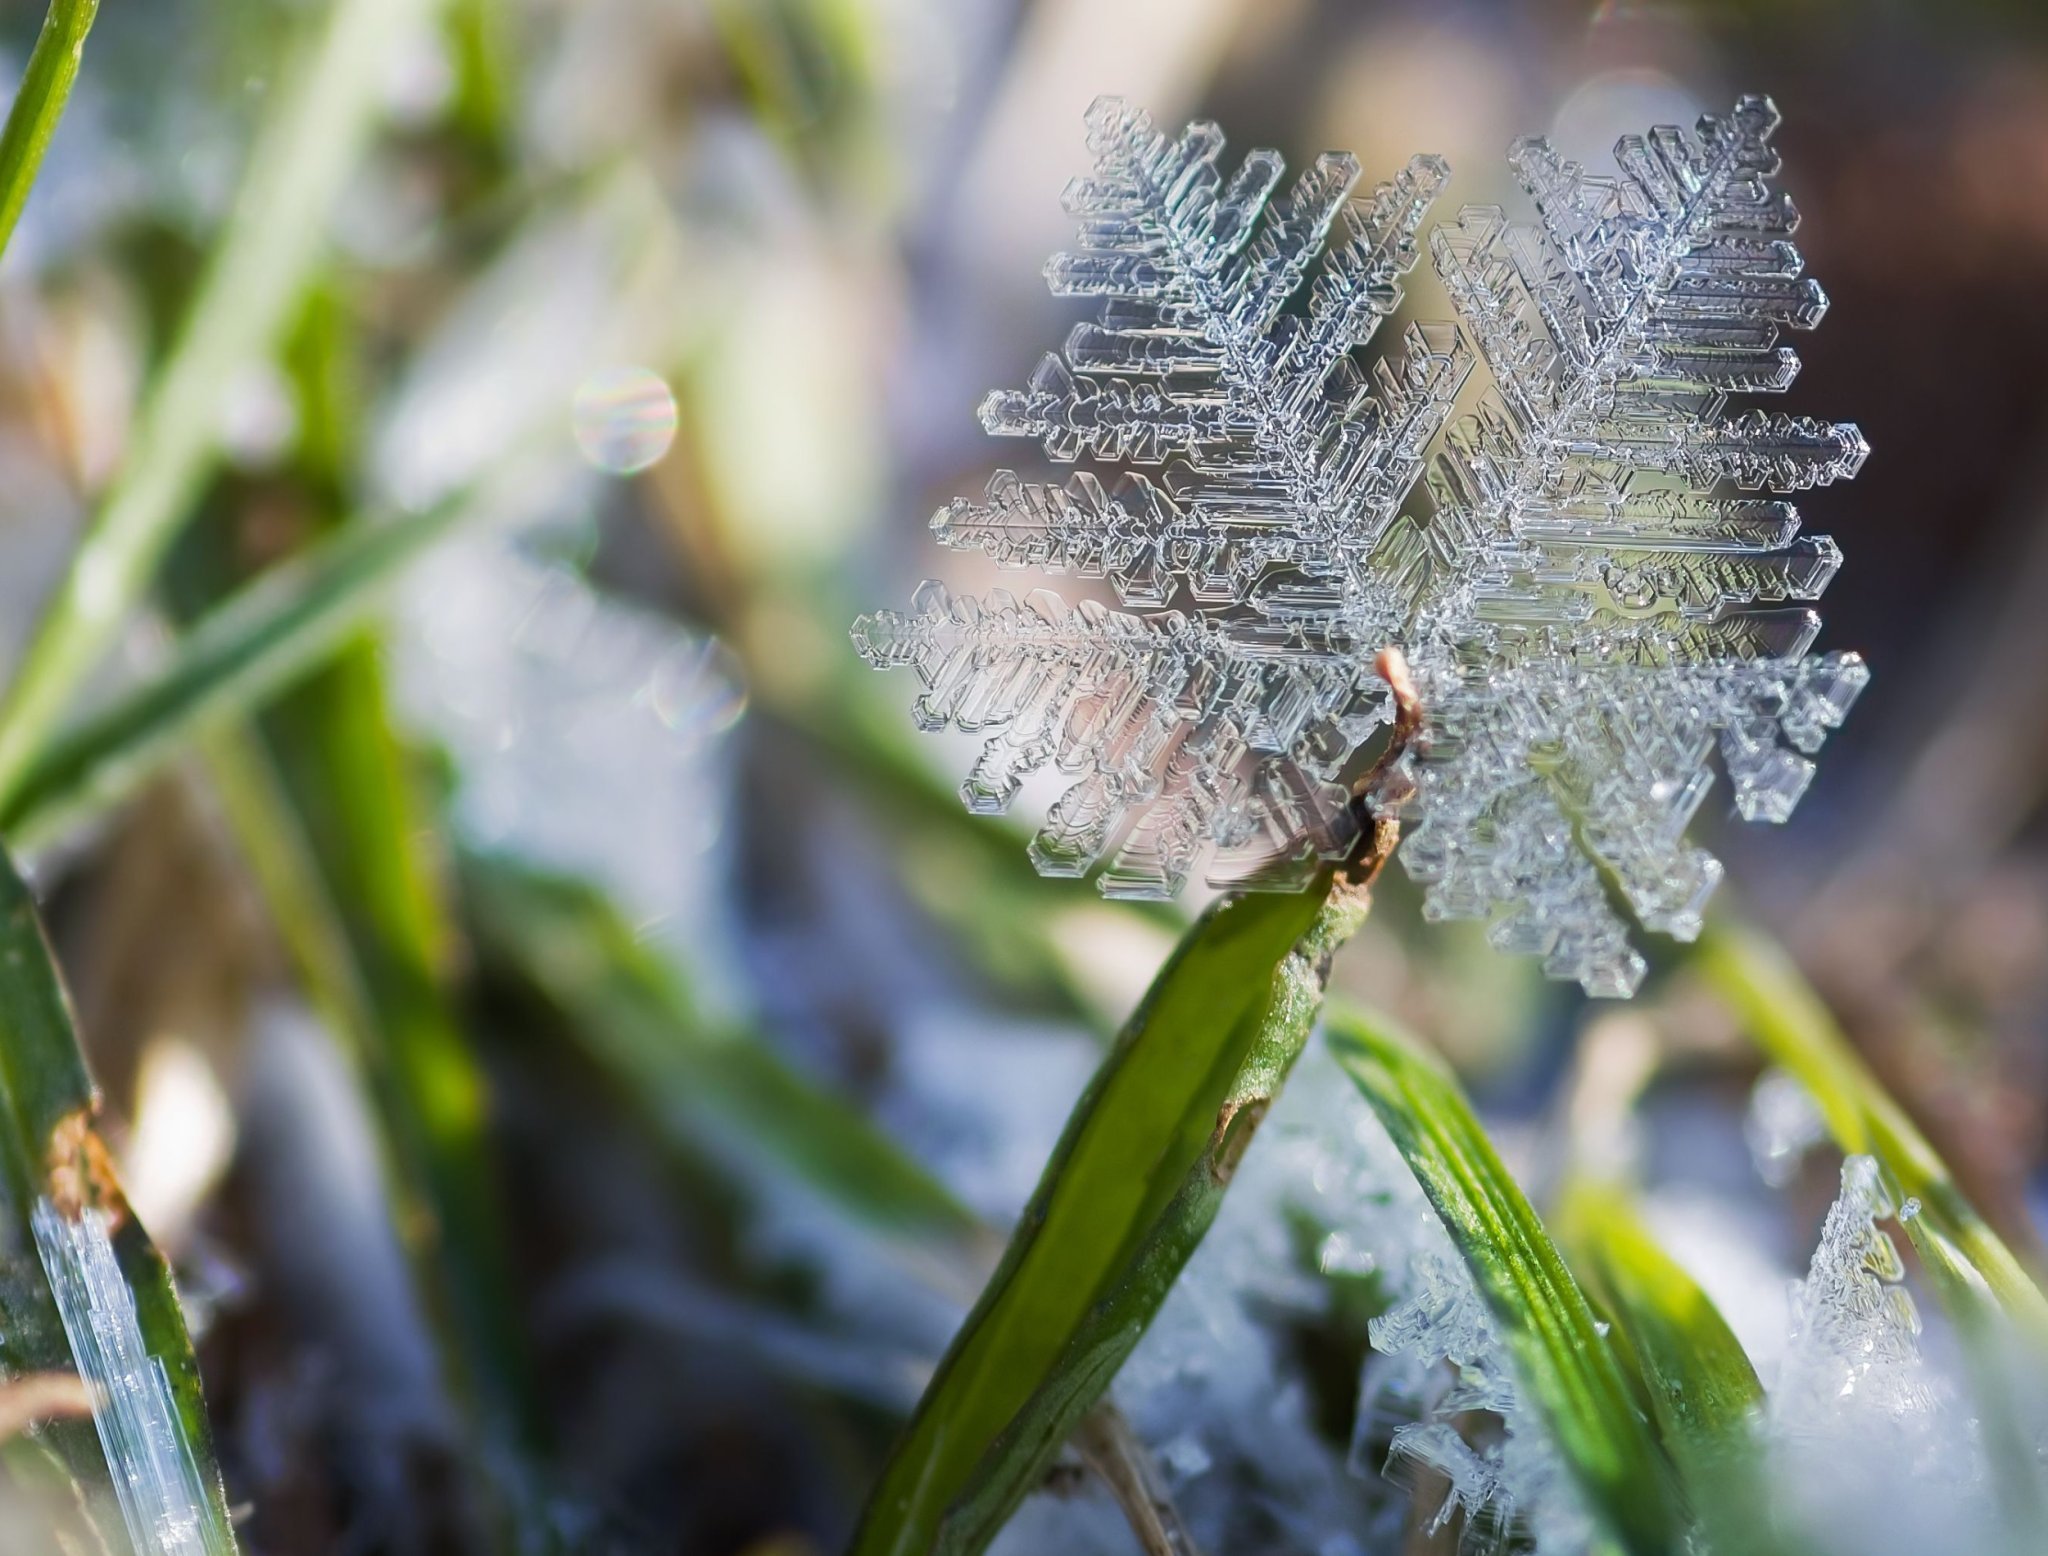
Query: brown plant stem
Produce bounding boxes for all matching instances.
[1072,1404,1203,1556]
[0,1372,93,1443]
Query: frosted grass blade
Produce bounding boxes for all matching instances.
[851,875,1371,1556]
[0,848,237,1552]
[32,1203,215,1556]
[1697,924,2048,1341]
[1326,1005,1680,1556]
[1700,926,2048,1546]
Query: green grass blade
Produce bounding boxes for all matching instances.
[0,0,440,798]
[1557,1183,1819,1556]
[1560,1181,1761,1449]
[1325,1005,1680,1556]
[1,498,465,848]
[851,874,1371,1556]
[201,728,382,1066]
[0,846,238,1552]
[0,0,101,262]
[1695,924,2048,1341]
[460,851,988,1260]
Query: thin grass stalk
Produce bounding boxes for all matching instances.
[0,0,442,800]
[0,0,100,261]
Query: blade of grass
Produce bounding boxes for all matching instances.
[850,872,1373,1556]
[170,277,532,1536]
[0,496,466,849]
[1325,1005,1681,1556]
[0,0,441,798]
[1695,924,2048,1341]
[1559,1181,1760,1449]
[1557,1183,1829,1556]
[459,851,990,1265]
[0,0,100,261]
[0,845,238,1552]
[264,639,538,1450]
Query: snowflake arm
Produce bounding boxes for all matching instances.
[1373,95,1869,994]
[1401,95,1865,638]
[852,581,1383,898]
[954,97,1469,606]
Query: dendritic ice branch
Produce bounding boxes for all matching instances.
[855,94,1868,995]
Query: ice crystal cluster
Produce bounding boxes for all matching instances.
[854,94,1868,993]
[998,1056,2008,1556]
[1758,1152,2018,1555]
[995,1041,1591,1556]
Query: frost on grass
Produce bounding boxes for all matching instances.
[994,1041,1590,1556]
[1360,1247,1593,1555]
[1761,1151,1998,1556]
[31,1200,210,1556]
[856,95,1866,994]
[1776,1155,1934,1422]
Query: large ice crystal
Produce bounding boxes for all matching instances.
[1776,1155,1934,1422]
[856,94,1868,993]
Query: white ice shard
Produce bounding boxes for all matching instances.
[1763,1154,1997,1556]
[31,1200,211,1556]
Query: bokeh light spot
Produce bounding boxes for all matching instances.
[641,637,748,740]
[572,365,678,475]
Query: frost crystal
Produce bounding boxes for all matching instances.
[1360,1247,1594,1554]
[1775,1155,1936,1425]
[856,94,1868,993]
[1762,1155,1990,1555]
[32,1200,211,1556]
[1744,1066,1827,1187]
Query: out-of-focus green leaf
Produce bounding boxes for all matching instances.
[0,0,443,797]
[851,874,1371,1556]
[0,846,239,1552]
[1696,925,2048,1341]
[0,0,100,263]
[265,640,537,1449]
[0,498,465,848]
[1326,1005,1681,1556]
[445,0,516,154]
[461,852,989,1262]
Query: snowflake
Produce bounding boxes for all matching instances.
[854,95,1867,995]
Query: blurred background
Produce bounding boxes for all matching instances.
[5,0,2048,1551]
